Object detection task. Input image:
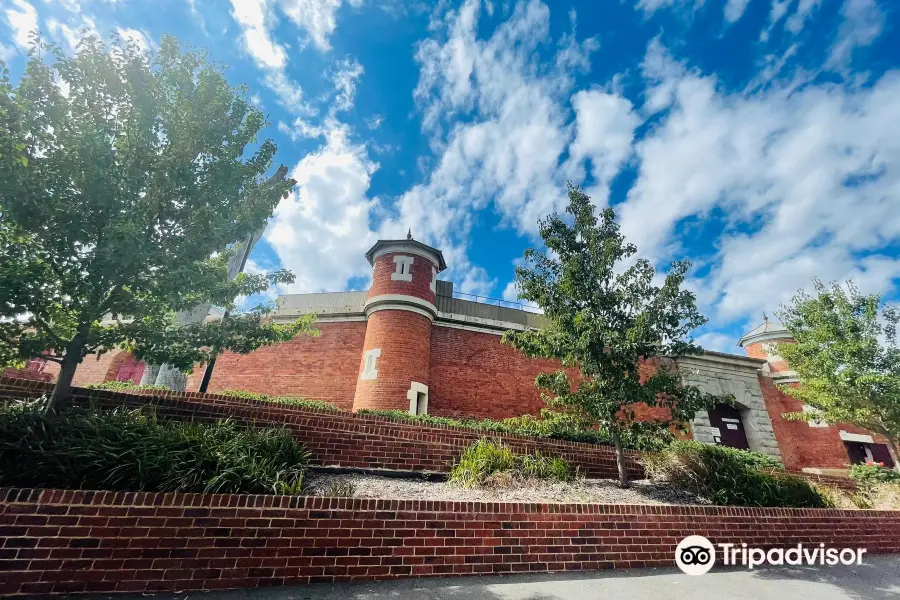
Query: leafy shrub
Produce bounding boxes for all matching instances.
[355,408,666,450]
[217,389,340,411]
[86,381,171,391]
[645,440,827,508]
[850,463,900,486]
[0,402,310,494]
[449,439,575,489]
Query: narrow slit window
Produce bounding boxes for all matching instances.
[391,256,414,281]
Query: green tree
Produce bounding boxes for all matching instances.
[502,185,721,487]
[776,279,900,468]
[0,34,315,411]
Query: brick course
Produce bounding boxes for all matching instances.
[1,487,898,597]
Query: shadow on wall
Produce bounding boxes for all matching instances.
[95,556,900,600]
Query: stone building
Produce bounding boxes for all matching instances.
[10,236,896,473]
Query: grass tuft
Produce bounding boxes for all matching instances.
[449,439,575,489]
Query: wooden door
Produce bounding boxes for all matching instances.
[707,403,750,451]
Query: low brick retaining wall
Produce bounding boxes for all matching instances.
[0,377,643,480]
[1,487,898,597]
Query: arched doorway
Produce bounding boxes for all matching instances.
[707,403,750,450]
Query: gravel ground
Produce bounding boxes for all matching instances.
[303,471,702,505]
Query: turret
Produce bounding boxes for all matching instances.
[352,233,447,413]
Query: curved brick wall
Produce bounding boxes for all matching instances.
[367,251,438,304]
[2,487,898,597]
[353,310,433,413]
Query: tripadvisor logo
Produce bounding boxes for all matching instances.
[675,535,867,575]
[676,535,716,575]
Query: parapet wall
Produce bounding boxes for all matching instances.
[1,487,898,597]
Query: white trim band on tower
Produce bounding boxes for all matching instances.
[364,294,438,321]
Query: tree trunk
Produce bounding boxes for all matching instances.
[45,333,87,414]
[612,428,630,488]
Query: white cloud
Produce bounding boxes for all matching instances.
[228,0,317,114]
[784,0,822,34]
[407,0,600,235]
[619,40,900,334]
[330,57,363,112]
[265,120,380,293]
[567,90,639,205]
[636,0,704,17]
[46,15,99,52]
[115,27,152,52]
[695,332,738,354]
[263,69,310,113]
[724,0,751,23]
[827,0,885,71]
[4,0,38,50]
[279,0,363,52]
[230,0,286,69]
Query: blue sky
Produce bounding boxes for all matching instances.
[2,0,898,354]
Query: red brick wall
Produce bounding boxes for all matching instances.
[0,377,642,481]
[759,377,852,470]
[368,251,437,304]
[27,350,130,386]
[186,322,366,410]
[428,326,575,420]
[2,487,898,597]
[353,311,431,412]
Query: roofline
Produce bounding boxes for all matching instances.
[737,329,794,347]
[365,239,448,272]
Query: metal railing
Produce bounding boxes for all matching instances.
[447,290,542,313]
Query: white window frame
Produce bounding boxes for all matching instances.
[361,348,381,380]
[407,382,428,415]
[430,266,437,293]
[391,255,414,282]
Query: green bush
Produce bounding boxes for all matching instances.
[86,380,171,391]
[217,389,340,411]
[0,402,310,494]
[449,439,575,489]
[645,440,827,508]
[356,408,668,450]
[850,463,900,486]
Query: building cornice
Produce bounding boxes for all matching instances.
[365,240,448,272]
[738,330,794,347]
[677,351,767,372]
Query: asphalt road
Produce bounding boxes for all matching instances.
[78,554,900,600]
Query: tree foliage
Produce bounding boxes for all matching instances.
[502,185,721,486]
[0,33,314,409]
[776,279,900,465]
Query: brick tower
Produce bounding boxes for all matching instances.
[352,232,447,413]
[738,314,797,380]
